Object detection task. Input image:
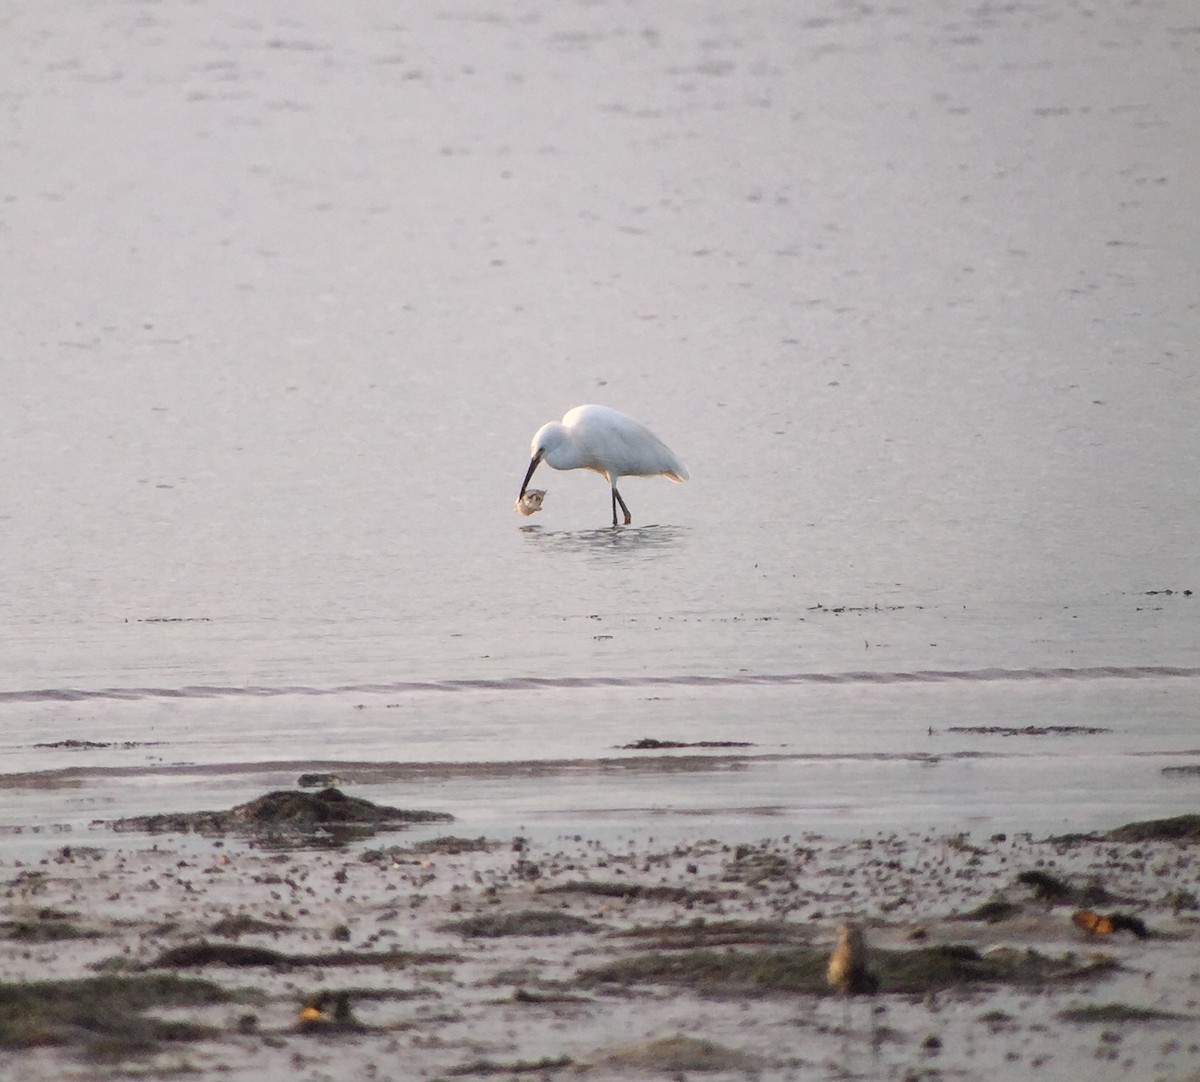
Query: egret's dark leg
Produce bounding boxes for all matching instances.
[613,486,632,526]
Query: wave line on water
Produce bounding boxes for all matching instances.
[1,665,1197,704]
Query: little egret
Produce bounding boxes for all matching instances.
[517,404,689,527]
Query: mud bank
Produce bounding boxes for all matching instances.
[1,811,1198,1081]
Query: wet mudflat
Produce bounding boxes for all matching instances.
[2,0,1198,1077]
[1,806,1197,1081]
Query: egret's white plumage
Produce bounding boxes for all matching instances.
[517,404,688,527]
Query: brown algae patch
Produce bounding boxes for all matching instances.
[109,786,452,839]
[1057,1002,1191,1024]
[578,943,1116,997]
[947,725,1110,737]
[1107,813,1200,842]
[615,917,810,949]
[31,739,165,751]
[1016,869,1079,902]
[955,898,1023,922]
[1053,812,1200,846]
[208,913,293,938]
[723,841,804,885]
[148,941,459,969]
[578,946,829,995]
[878,944,1115,992]
[407,834,494,855]
[619,738,754,749]
[362,835,494,864]
[0,974,235,1057]
[3,911,104,943]
[445,1055,574,1077]
[598,1034,763,1072]
[1014,869,1125,907]
[539,880,724,905]
[441,909,600,938]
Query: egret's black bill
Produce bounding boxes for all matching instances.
[519,450,543,500]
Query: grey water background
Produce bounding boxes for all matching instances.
[1,1,1197,848]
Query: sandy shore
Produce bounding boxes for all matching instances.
[2,800,1198,1082]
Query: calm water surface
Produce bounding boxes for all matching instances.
[1,0,1196,849]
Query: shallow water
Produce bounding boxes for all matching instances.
[1,0,1197,851]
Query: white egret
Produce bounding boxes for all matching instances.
[517,404,689,527]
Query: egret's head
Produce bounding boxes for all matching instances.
[520,422,565,500]
[530,421,567,459]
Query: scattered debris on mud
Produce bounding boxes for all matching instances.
[2,813,1198,1079]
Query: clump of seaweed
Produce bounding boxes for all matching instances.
[1107,814,1200,843]
[577,947,828,996]
[410,835,493,855]
[947,725,1109,737]
[956,898,1022,923]
[209,913,292,938]
[578,943,1115,997]
[440,910,599,938]
[362,836,493,864]
[1058,1003,1188,1024]
[620,738,753,749]
[539,880,722,905]
[147,940,459,970]
[109,787,452,840]
[598,1034,762,1071]
[445,1056,574,1076]
[2,914,103,943]
[615,918,808,950]
[1016,870,1075,902]
[0,974,234,1058]
[723,844,797,885]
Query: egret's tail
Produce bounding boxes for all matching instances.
[666,464,689,483]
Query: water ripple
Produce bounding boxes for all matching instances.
[1,665,1196,704]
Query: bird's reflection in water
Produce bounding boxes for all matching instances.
[519,523,689,560]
